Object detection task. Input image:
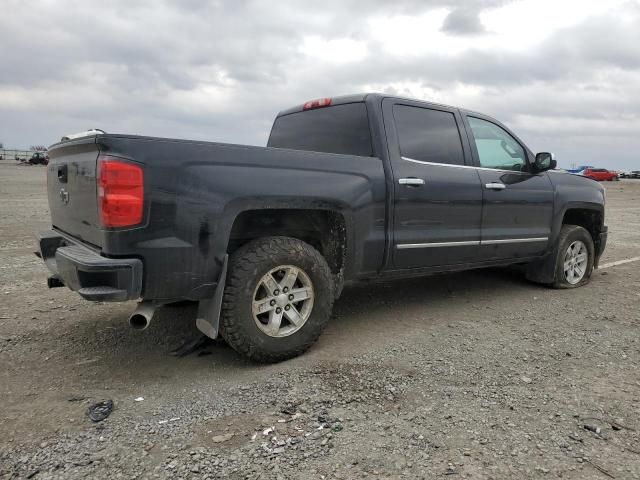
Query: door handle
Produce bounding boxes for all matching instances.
[57,164,68,183]
[485,182,506,190]
[399,178,425,186]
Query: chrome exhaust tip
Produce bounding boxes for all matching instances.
[128,301,155,330]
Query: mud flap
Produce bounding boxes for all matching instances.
[525,247,558,285]
[195,255,228,339]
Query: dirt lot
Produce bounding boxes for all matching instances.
[1,163,639,479]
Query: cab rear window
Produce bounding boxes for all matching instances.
[268,103,373,157]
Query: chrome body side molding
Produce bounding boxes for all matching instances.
[397,237,549,249]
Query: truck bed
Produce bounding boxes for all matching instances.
[45,133,387,301]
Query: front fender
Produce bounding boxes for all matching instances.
[547,173,605,244]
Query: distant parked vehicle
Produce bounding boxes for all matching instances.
[567,165,593,174]
[582,168,619,181]
[630,170,640,179]
[28,152,49,165]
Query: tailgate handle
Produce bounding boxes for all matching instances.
[57,165,68,183]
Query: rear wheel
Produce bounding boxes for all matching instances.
[552,225,595,288]
[220,236,334,362]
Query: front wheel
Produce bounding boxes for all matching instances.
[220,236,334,362]
[552,225,595,288]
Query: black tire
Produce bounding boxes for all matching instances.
[552,225,595,289]
[220,236,334,363]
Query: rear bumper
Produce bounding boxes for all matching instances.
[38,230,142,301]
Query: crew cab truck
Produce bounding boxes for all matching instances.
[39,94,608,362]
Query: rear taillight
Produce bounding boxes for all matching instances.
[97,156,144,228]
[303,97,332,110]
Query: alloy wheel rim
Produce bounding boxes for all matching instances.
[563,240,588,285]
[252,265,314,337]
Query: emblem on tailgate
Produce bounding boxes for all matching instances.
[59,188,69,205]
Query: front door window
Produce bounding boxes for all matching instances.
[468,117,527,171]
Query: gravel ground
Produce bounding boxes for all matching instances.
[1,163,639,479]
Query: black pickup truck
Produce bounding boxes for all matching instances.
[39,93,607,362]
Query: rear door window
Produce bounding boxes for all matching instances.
[393,105,465,166]
[268,103,373,157]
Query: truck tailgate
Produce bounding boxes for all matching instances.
[47,138,103,247]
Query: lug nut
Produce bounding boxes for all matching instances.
[285,305,291,311]
[270,299,276,306]
[288,294,294,301]
[283,287,289,293]
[273,289,280,296]
[275,307,282,314]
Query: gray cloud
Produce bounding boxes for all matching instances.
[441,8,486,35]
[1,0,639,170]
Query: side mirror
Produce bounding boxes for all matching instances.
[534,152,557,172]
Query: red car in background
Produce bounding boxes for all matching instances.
[582,168,619,181]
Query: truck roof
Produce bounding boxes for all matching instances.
[276,93,468,118]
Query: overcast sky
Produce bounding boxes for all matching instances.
[1,0,639,169]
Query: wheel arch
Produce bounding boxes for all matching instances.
[226,208,350,288]
[528,202,604,285]
[560,205,604,240]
